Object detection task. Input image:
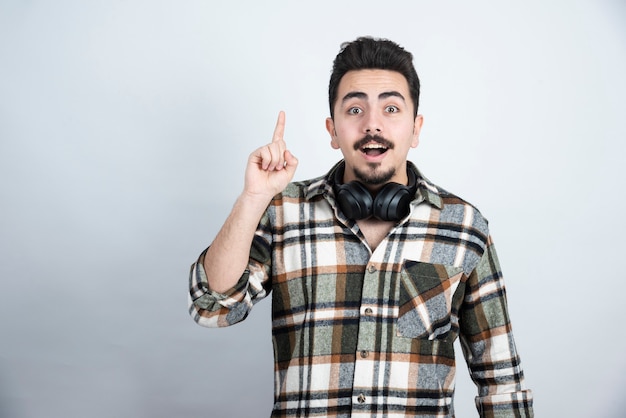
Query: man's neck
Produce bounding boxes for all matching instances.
[356,218,395,252]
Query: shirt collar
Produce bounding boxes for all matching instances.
[304,160,444,210]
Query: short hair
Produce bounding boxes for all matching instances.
[328,37,420,119]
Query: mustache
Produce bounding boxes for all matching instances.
[353,134,394,151]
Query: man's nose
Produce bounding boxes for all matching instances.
[364,113,382,134]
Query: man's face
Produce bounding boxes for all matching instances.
[326,69,423,188]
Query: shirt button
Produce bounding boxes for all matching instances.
[357,393,366,404]
[360,350,369,358]
[364,308,373,315]
[367,264,376,273]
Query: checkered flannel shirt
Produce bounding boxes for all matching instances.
[189,161,533,417]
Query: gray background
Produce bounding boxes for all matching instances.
[1,1,625,417]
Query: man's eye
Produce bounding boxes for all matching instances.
[386,106,399,113]
[348,108,362,115]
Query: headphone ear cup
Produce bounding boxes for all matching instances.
[373,184,412,221]
[336,181,373,220]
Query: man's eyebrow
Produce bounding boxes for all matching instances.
[379,91,406,101]
[341,91,368,103]
[341,91,406,103]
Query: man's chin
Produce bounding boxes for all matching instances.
[354,165,396,186]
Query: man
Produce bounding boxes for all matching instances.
[188,37,533,417]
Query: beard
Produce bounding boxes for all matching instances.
[354,164,396,186]
[352,134,396,185]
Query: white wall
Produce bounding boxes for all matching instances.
[1,1,624,417]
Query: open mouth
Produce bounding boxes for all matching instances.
[361,143,389,157]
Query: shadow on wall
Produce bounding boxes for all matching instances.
[0,362,20,418]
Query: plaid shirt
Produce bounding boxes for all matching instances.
[189,161,533,418]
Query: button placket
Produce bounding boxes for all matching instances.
[352,259,379,412]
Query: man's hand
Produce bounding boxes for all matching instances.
[243,111,298,202]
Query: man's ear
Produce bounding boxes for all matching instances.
[326,117,340,149]
[411,115,424,148]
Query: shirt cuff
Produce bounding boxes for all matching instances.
[475,389,534,418]
[192,270,250,312]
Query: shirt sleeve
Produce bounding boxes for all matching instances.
[187,226,273,328]
[459,236,534,417]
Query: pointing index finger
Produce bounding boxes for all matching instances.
[272,111,286,143]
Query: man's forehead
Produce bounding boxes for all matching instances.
[338,69,410,96]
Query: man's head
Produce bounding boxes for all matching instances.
[325,37,423,190]
[328,37,420,119]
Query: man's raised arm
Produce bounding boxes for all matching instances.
[202,111,298,293]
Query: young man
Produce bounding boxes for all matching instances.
[188,37,534,417]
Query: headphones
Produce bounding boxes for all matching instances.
[333,162,418,222]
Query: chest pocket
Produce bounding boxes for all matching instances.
[397,261,465,340]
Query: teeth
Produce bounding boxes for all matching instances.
[362,144,387,150]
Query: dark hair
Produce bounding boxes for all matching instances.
[328,37,420,119]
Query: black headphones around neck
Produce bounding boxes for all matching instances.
[333,162,418,222]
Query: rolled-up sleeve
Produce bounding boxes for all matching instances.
[188,230,273,328]
[459,237,534,417]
